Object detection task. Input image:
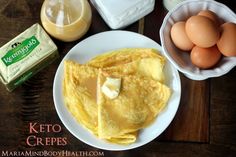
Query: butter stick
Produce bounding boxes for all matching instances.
[0,23,59,91]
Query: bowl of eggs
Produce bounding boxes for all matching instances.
[160,0,236,80]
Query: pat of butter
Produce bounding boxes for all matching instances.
[101,77,121,99]
[91,0,155,29]
[0,23,59,91]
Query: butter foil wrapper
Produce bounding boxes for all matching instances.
[0,23,59,91]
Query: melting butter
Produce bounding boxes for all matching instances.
[101,77,121,99]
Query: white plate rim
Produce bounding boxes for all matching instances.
[53,30,181,150]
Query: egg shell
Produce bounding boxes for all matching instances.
[186,15,220,48]
[217,22,236,57]
[170,22,194,51]
[198,10,221,26]
[190,45,222,69]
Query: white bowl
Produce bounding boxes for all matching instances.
[160,0,236,80]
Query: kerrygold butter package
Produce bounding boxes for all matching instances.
[0,23,59,91]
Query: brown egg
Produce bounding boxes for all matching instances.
[217,22,236,57]
[170,21,194,51]
[190,45,222,69]
[198,10,220,26]
[186,15,220,48]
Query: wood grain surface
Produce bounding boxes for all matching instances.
[143,3,210,142]
[0,0,235,156]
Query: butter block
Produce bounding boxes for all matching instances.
[91,0,155,29]
[0,23,59,91]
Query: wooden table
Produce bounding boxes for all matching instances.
[0,0,235,156]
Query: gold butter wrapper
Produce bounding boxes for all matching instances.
[0,23,59,91]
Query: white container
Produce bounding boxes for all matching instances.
[160,0,236,80]
[91,0,155,29]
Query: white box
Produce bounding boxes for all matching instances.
[91,0,155,29]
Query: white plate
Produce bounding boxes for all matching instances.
[53,31,181,150]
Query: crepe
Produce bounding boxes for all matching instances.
[63,48,171,144]
[87,48,163,67]
[63,60,98,134]
[88,48,166,82]
[97,71,171,140]
[103,57,165,83]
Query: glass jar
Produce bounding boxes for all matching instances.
[40,0,92,42]
[163,0,186,11]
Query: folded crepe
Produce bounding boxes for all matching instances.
[63,61,98,134]
[97,70,171,140]
[88,48,166,83]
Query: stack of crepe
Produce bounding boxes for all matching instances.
[63,48,171,144]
